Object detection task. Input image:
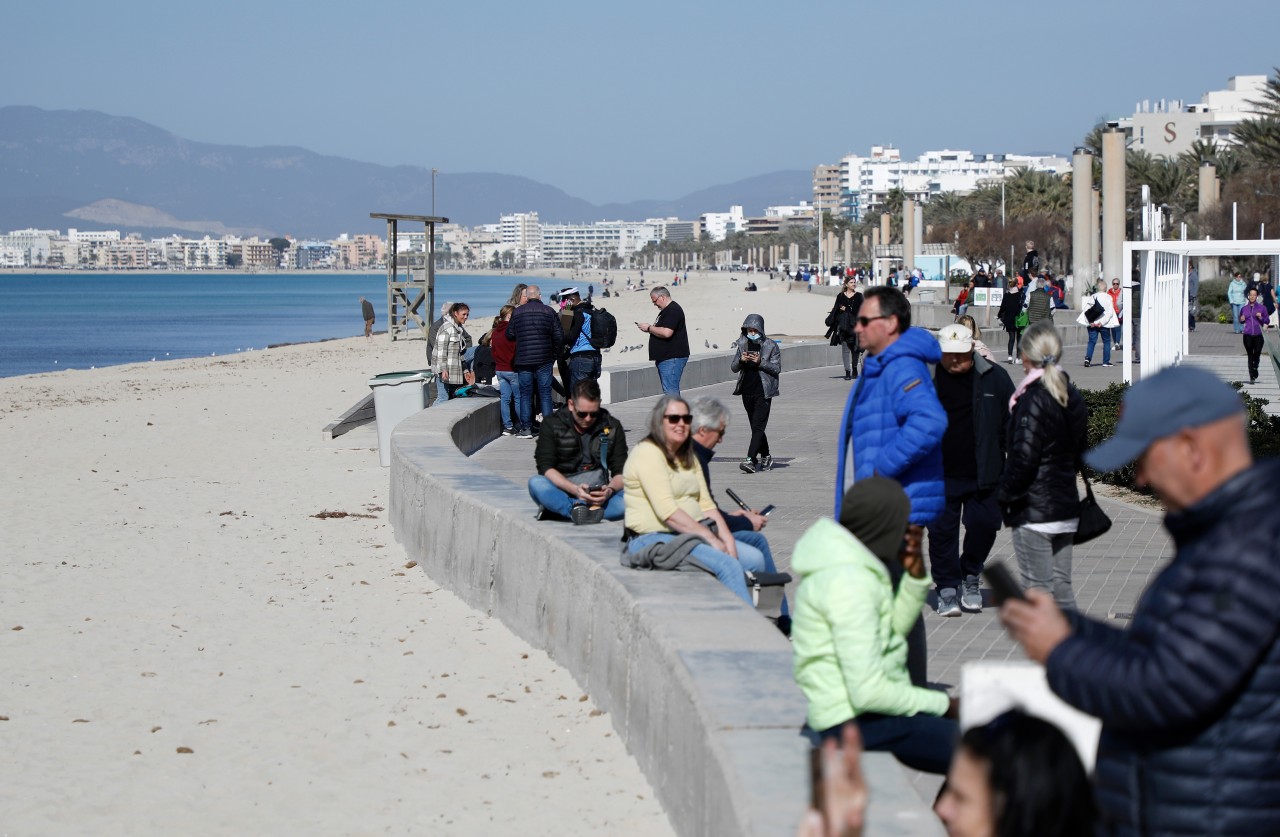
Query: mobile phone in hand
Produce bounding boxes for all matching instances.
[760,504,775,516]
[983,562,1025,604]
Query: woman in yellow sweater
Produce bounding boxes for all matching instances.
[622,395,767,604]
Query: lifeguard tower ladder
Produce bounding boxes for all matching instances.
[370,212,449,341]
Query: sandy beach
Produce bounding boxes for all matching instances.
[0,271,834,834]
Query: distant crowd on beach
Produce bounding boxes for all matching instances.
[392,268,1280,835]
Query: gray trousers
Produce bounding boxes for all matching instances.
[1010,526,1077,611]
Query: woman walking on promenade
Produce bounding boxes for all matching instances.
[732,314,780,474]
[998,320,1088,611]
[1079,283,1119,367]
[1228,271,1248,333]
[827,276,863,380]
[488,305,523,435]
[1241,288,1268,384]
[997,275,1024,363]
[621,396,768,605]
[431,302,472,404]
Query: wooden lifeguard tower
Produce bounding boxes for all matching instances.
[370,212,449,341]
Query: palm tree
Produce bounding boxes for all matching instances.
[1234,66,1280,168]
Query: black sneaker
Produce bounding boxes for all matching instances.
[739,458,756,474]
[760,455,773,471]
[1083,359,1091,367]
[844,371,852,381]
[501,427,515,437]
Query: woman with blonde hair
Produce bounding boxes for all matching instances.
[621,395,768,604]
[956,314,994,361]
[996,320,1088,610]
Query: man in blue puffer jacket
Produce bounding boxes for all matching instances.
[1003,365,1280,835]
[834,286,947,525]
[834,286,946,688]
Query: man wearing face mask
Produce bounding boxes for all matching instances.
[731,314,781,474]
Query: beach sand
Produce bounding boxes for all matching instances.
[0,270,835,834]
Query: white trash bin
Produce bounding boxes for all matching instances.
[368,370,429,467]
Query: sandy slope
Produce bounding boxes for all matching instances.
[0,337,673,836]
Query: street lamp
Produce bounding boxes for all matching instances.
[431,168,438,216]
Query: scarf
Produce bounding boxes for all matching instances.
[1009,367,1045,412]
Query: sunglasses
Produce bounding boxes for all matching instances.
[663,414,693,425]
[856,314,893,327]
[573,409,601,419]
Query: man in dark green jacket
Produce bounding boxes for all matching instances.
[928,324,1015,617]
[527,379,627,524]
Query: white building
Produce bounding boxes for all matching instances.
[0,228,56,266]
[500,212,542,263]
[763,201,815,219]
[1112,74,1268,158]
[646,217,698,242]
[833,146,1070,219]
[540,221,659,267]
[699,206,746,241]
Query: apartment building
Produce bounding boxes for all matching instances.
[699,206,746,242]
[539,221,658,267]
[812,164,841,215]
[1110,74,1268,158]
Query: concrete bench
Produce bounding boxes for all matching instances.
[389,390,944,835]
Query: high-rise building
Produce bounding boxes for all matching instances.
[812,165,841,215]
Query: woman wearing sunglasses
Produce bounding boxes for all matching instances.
[621,395,769,604]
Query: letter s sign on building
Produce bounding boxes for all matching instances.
[1164,122,1177,143]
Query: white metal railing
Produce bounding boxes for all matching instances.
[1123,239,1280,384]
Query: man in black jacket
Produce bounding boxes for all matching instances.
[928,324,1014,616]
[527,379,626,525]
[509,285,563,437]
[1002,365,1280,835]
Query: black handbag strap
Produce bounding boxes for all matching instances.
[1076,455,1098,502]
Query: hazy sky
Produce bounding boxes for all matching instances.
[5,0,1276,204]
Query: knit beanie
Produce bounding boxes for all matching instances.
[838,477,911,564]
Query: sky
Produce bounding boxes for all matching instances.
[4,0,1277,205]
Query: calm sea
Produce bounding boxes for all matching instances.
[0,272,549,378]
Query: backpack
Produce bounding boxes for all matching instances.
[589,306,618,349]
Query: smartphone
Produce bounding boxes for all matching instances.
[747,339,762,354]
[760,505,775,516]
[983,562,1025,604]
[587,485,605,493]
[724,488,751,512]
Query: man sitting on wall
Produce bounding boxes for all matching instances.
[528,379,628,525]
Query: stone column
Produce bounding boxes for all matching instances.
[1199,162,1220,280]
[844,229,853,267]
[902,199,916,272]
[1090,189,1101,291]
[1072,149,1094,308]
[880,213,891,246]
[913,203,924,259]
[1102,129,1126,287]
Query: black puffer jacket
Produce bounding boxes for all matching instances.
[508,301,563,367]
[533,406,627,478]
[996,377,1087,526]
[1047,459,1280,835]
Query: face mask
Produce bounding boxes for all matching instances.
[745,331,760,341]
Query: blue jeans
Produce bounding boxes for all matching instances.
[496,371,521,430]
[1085,327,1111,363]
[626,531,766,605]
[1233,303,1244,333]
[527,475,624,520]
[1110,325,1122,347]
[567,353,601,393]
[655,356,688,395]
[516,362,554,427]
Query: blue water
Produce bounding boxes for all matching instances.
[0,272,540,378]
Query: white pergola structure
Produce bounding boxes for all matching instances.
[1121,239,1280,384]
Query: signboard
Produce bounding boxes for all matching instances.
[969,288,1005,308]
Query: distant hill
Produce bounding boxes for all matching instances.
[0,106,812,238]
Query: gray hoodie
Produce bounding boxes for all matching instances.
[731,313,781,399]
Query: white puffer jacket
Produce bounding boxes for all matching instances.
[1077,292,1119,329]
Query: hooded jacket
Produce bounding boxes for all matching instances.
[1047,459,1280,835]
[730,313,781,399]
[791,517,950,731]
[834,327,947,525]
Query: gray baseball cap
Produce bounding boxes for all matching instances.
[1085,365,1244,472]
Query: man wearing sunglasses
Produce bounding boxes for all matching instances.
[528,379,628,525]
[834,286,946,685]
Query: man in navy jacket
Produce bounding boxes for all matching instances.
[1002,365,1280,835]
[508,285,563,436]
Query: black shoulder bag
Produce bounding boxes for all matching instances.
[1073,458,1112,545]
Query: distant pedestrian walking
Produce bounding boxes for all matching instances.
[731,314,780,474]
[1241,287,1267,384]
[360,296,375,341]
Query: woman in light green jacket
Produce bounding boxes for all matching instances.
[792,476,957,774]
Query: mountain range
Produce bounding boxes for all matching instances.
[0,106,812,239]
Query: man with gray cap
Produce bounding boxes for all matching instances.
[927,323,1014,617]
[1000,365,1280,835]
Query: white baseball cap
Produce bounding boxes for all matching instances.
[937,324,974,353]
